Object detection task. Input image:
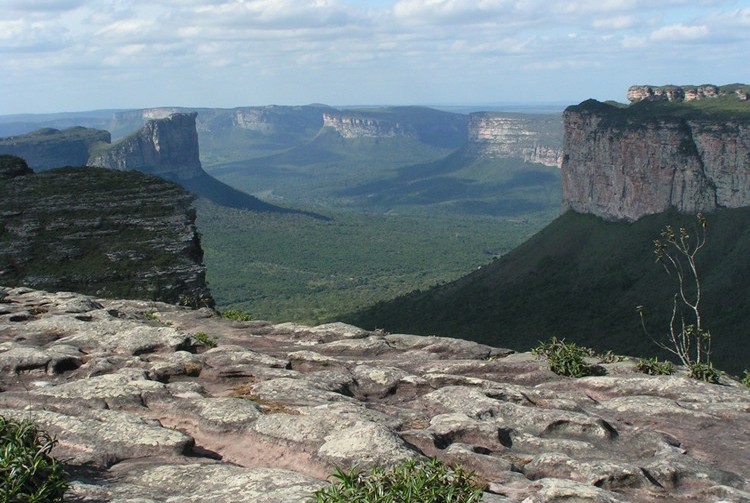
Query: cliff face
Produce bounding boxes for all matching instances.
[561,99,750,221]
[0,163,213,307]
[323,112,418,139]
[0,127,110,170]
[628,83,750,103]
[88,113,203,181]
[466,113,562,167]
[322,108,468,148]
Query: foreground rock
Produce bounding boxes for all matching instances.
[0,286,748,502]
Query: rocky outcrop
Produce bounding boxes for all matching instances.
[323,112,418,139]
[466,113,562,167]
[0,167,213,307]
[322,107,468,148]
[628,84,750,103]
[561,97,750,221]
[0,126,110,170]
[88,113,203,181]
[1,286,748,502]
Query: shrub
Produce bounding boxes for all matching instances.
[688,361,721,383]
[638,214,717,382]
[221,309,253,322]
[193,331,217,348]
[532,337,595,378]
[311,457,483,503]
[0,416,68,502]
[742,370,750,388]
[636,357,675,376]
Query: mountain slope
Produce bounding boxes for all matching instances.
[343,209,750,374]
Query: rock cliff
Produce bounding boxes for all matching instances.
[561,94,750,221]
[466,113,562,167]
[628,83,750,103]
[323,112,419,139]
[0,286,748,502]
[322,107,468,148]
[0,164,213,307]
[0,126,110,170]
[88,112,203,181]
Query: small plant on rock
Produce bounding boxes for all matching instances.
[311,457,483,502]
[742,370,750,388]
[193,331,217,348]
[638,214,717,382]
[636,357,675,376]
[0,416,68,502]
[532,337,595,378]
[221,309,253,322]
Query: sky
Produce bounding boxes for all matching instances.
[1,0,749,114]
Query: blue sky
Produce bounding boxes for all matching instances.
[1,0,748,114]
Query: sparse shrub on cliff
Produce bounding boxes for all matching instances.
[637,213,717,381]
[742,370,750,388]
[221,309,253,322]
[193,331,217,348]
[636,357,675,376]
[0,416,68,502]
[532,337,595,378]
[311,457,483,503]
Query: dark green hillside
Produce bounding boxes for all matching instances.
[209,127,456,210]
[339,147,560,215]
[344,209,750,374]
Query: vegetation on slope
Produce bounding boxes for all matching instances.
[343,209,750,375]
[196,200,554,325]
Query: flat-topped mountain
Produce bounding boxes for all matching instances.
[0,158,212,306]
[562,87,750,221]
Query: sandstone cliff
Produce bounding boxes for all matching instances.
[0,286,748,502]
[561,97,750,221]
[88,112,203,181]
[466,113,562,167]
[628,83,750,103]
[0,126,110,170]
[0,164,213,307]
[322,107,468,148]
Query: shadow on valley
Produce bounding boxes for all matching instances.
[343,208,750,375]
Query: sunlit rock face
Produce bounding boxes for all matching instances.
[466,113,563,167]
[88,112,203,181]
[561,95,750,221]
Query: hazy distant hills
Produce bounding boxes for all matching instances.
[0,105,563,216]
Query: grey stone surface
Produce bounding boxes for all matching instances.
[1,286,748,502]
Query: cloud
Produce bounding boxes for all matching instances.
[650,23,709,42]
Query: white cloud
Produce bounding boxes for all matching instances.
[0,0,747,113]
[650,23,709,42]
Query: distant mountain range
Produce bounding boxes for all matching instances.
[0,105,565,217]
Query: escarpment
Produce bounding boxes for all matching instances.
[466,112,562,167]
[562,90,750,221]
[88,112,204,181]
[0,163,213,307]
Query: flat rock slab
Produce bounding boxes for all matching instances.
[1,286,749,502]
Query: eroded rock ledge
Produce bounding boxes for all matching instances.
[0,286,748,502]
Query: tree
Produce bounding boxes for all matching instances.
[637,213,719,382]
